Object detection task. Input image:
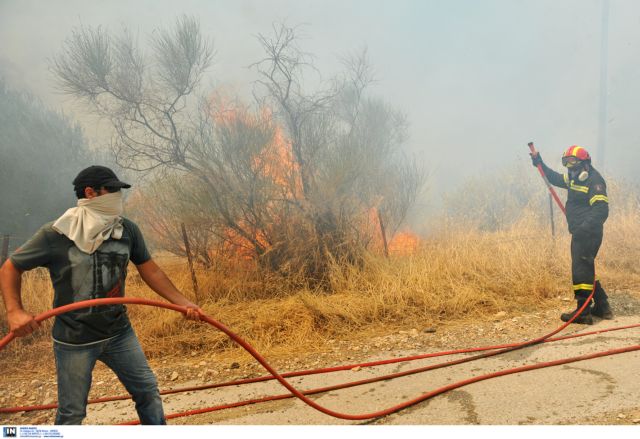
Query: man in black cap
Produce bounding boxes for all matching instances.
[0,165,202,425]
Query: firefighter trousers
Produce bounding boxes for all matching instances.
[570,231,608,304]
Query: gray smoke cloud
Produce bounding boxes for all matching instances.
[1,0,639,218]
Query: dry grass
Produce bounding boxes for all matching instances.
[2,181,640,371]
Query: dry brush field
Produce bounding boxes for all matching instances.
[2,182,639,374]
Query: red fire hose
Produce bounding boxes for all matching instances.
[4,287,637,423]
[5,320,638,417]
[528,141,567,215]
[148,341,640,425]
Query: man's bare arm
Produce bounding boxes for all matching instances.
[135,259,202,321]
[0,260,39,336]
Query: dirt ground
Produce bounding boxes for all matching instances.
[1,289,640,426]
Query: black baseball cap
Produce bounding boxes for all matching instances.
[73,165,131,190]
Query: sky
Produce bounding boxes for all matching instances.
[1,0,639,213]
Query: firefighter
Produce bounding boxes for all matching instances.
[531,146,612,324]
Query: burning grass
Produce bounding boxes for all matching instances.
[3,201,640,371]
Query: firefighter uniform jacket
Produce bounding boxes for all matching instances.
[539,162,609,235]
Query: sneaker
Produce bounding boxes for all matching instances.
[591,304,614,319]
[560,308,593,325]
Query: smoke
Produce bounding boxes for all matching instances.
[2,0,639,223]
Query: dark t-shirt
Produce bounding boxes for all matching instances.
[10,218,151,344]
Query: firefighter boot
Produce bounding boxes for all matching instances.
[591,282,613,319]
[591,301,613,319]
[560,298,593,325]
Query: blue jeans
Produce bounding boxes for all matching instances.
[53,326,165,425]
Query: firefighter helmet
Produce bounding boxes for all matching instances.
[562,145,591,168]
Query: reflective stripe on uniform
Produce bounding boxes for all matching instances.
[573,283,594,291]
[569,182,589,193]
[589,195,609,205]
[563,174,569,185]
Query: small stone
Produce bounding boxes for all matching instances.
[14,392,25,398]
[30,379,41,386]
[423,328,437,333]
[199,361,207,366]
[495,311,507,318]
[170,371,179,381]
[32,415,48,424]
[95,381,104,386]
[351,366,361,372]
[230,362,240,369]
[617,413,627,419]
[631,418,640,424]
[191,351,197,357]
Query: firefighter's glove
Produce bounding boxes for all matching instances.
[530,152,543,167]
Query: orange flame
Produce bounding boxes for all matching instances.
[368,207,421,256]
[182,90,421,260]
[388,230,420,255]
[207,92,303,259]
